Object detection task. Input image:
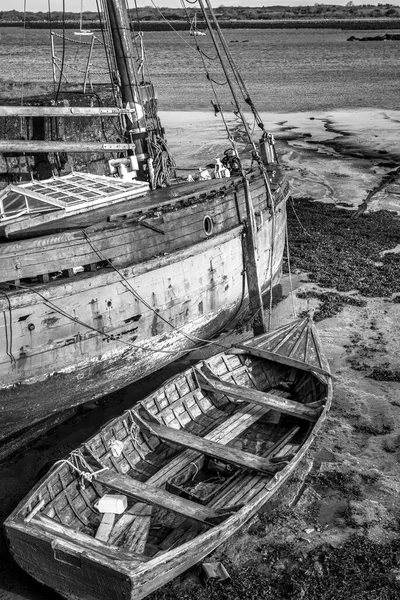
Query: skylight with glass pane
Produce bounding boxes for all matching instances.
[0,172,149,221]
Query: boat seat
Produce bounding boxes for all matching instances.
[95,470,230,526]
[132,407,283,475]
[194,366,320,422]
[146,390,291,488]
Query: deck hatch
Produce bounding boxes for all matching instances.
[0,172,149,222]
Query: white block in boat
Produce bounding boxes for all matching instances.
[95,494,127,514]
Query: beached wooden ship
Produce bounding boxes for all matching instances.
[5,315,332,600]
[0,0,289,452]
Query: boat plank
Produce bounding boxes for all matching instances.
[95,513,116,542]
[95,471,224,525]
[118,503,153,553]
[146,403,271,487]
[195,368,319,422]
[134,409,280,475]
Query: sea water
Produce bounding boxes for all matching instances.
[1,26,400,112]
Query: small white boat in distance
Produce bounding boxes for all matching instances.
[190,13,206,36]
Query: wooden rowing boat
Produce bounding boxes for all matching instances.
[5,315,332,600]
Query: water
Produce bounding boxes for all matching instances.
[1,26,400,111]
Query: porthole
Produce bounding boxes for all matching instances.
[203,215,214,236]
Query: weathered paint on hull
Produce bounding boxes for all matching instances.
[0,200,287,443]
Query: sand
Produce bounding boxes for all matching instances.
[0,108,399,600]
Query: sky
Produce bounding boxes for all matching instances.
[12,0,400,12]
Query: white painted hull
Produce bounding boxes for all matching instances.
[0,179,287,443]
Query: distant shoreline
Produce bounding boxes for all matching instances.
[1,19,400,31]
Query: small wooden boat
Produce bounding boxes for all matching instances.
[5,315,332,600]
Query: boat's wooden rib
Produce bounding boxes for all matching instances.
[95,471,231,525]
[194,366,320,422]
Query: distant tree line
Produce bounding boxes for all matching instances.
[1,4,400,26]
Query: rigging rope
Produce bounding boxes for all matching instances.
[20,0,27,118]
[268,211,276,331]
[285,216,297,319]
[195,0,274,212]
[55,0,67,102]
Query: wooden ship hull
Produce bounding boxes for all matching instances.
[5,315,332,600]
[0,172,288,444]
[0,0,291,456]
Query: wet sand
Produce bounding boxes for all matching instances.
[1,109,400,600]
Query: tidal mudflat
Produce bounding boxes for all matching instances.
[0,109,399,600]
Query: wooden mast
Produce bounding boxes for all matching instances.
[105,0,148,179]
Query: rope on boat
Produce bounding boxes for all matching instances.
[285,216,297,319]
[20,0,27,125]
[0,291,16,365]
[149,0,199,52]
[52,56,110,76]
[289,196,312,238]
[81,231,231,349]
[128,417,146,460]
[11,281,191,355]
[53,450,108,482]
[150,136,177,187]
[55,0,67,102]
[268,210,276,331]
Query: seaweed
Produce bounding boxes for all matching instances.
[285,198,400,299]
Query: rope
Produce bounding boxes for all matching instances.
[149,0,199,52]
[285,216,296,319]
[20,0,27,124]
[150,136,176,187]
[10,280,189,355]
[195,0,274,211]
[268,211,276,331]
[81,231,230,349]
[128,418,146,459]
[55,0,67,102]
[289,196,312,237]
[53,450,108,482]
[0,291,16,365]
[52,55,109,76]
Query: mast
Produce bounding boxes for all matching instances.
[105,0,148,179]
